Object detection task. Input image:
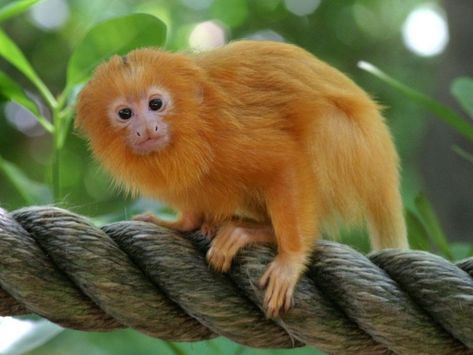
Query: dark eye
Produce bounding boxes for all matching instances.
[149,98,163,111]
[118,108,132,120]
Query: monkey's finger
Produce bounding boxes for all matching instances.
[264,281,274,306]
[222,232,244,255]
[221,230,240,251]
[212,225,233,248]
[266,289,283,319]
[283,286,295,313]
[221,236,247,273]
[274,280,289,317]
[221,256,232,273]
[266,305,276,319]
[206,248,222,271]
[227,240,243,260]
[263,271,277,306]
[259,262,275,288]
[206,247,214,260]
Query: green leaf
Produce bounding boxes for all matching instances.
[66,13,167,90]
[27,329,324,355]
[449,242,473,261]
[451,77,473,119]
[414,193,453,260]
[405,209,431,251]
[0,28,56,107]
[0,70,38,114]
[0,155,52,205]
[358,61,473,143]
[0,70,54,132]
[452,145,473,164]
[0,0,40,22]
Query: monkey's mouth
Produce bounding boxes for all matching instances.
[132,136,170,155]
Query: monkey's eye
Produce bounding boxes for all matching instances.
[149,98,163,111]
[118,108,133,120]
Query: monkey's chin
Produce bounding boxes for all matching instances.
[131,136,170,155]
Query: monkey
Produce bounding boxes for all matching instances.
[76,40,409,318]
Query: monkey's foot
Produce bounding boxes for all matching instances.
[133,212,163,225]
[133,211,203,232]
[259,255,304,318]
[207,225,250,272]
[207,223,274,273]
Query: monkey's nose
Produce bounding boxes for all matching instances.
[136,124,164,140]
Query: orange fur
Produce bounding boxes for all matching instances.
[76,40,408,317]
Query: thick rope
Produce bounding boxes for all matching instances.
[0,206,472,354]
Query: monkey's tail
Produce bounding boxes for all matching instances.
[365,177,409,250]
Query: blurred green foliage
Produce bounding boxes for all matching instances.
[0,0,471,354]
[359,63,473,259]
[0,0,438,218]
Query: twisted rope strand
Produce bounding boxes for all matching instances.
[0,206,472,354]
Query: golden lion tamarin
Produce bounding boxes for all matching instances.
[76,40,408,318]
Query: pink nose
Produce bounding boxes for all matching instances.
[136,124,161,139]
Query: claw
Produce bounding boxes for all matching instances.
[207,245,227,272]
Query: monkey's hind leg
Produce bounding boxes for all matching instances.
[207,222,275,273]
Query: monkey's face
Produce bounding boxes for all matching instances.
[77,49,206,161]
[77,49,214,193]
[108,85,172,155]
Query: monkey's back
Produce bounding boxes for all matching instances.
[193,41,382,141]
[194,41,402,236]
[194,41,375,108]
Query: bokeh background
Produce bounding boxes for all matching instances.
[0,0,472,354]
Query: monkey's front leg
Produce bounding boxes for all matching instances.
[207,221,275,272]
[259,168,318,318]
[133,210,203,232]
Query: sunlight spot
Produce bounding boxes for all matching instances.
[180,0,213,11]
[0,317,34,353]
[402,4,449,57]
[246,30,285,42]
[189,21,226,51]
[5,102,45,137]
[30,0,69,30]
[284,0,320,16]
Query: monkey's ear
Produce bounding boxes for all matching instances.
[74,96,88,134]
[74,102,84,130]
[74,112,86,135]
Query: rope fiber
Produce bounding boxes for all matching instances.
[1,206,472,354]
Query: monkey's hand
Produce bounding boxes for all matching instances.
[259,254,305,318]
[207,222,274,272]
[133,211,203,233]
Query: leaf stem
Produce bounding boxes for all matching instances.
[33,76,57,109]
[36,113,54,133]
[452,145,473,164]
[358,61,473,142]
[52,105,62,202]
[0,155,34,204]
[414,194,453,260]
